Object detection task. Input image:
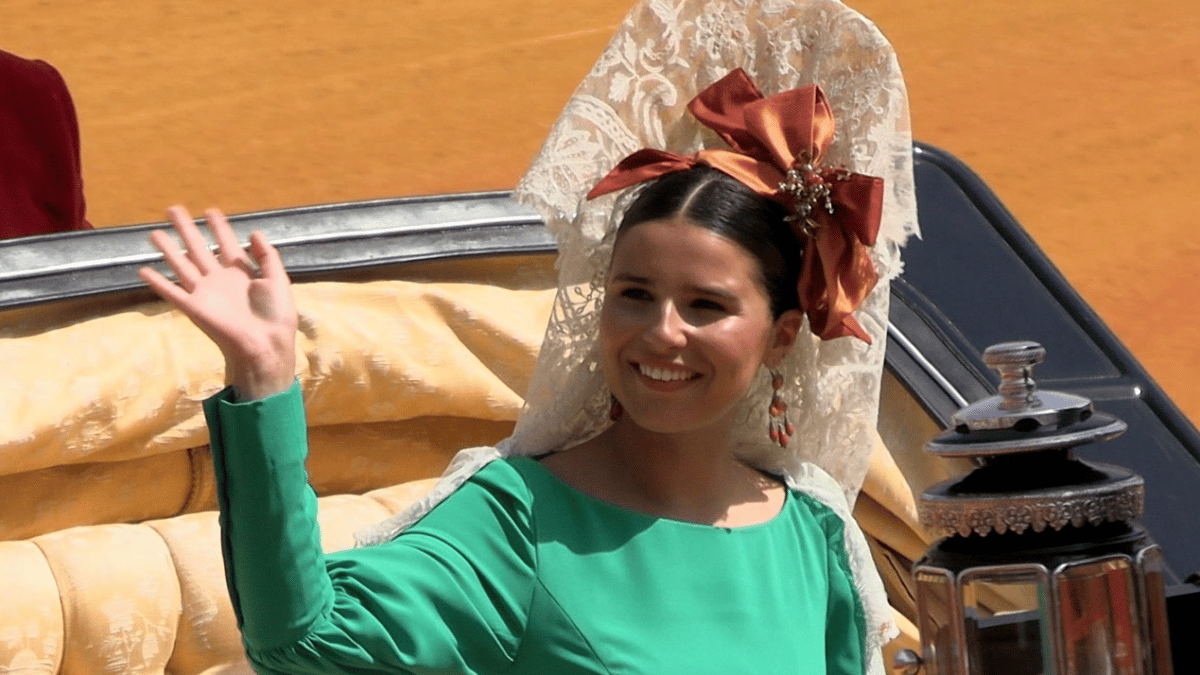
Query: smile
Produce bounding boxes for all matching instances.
[638,364,698,382]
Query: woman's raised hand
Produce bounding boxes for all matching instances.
[140,206,298,401]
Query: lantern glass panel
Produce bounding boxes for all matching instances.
[1054,556,1140,675]
[916,568,959,675]
[1136,545,1173,674]
[960,566,1051,675]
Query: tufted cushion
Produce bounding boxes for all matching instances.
[35,524,182,675]
[0,479,438,675]
[0,540,64,674]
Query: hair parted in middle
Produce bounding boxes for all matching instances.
[614,165,803,320]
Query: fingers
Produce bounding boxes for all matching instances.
[138,265,192,307]
[147,206,282,299]
[206,208,256,274]
[154,205,265,278]
[148,227,202,292]
[167,205,221,274]
[249,230,289,284]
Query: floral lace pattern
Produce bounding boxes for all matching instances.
[359,0,917,666]
[510,0,916,485]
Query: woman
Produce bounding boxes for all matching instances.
[140,1,917,671]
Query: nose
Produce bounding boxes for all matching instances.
[645,301,688,351]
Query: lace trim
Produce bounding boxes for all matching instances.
[787,462,899,668]
[511,0,916,498]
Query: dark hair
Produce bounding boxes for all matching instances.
[615,165,802,318]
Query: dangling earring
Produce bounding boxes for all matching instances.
[768,370,793,447]
[609,394,624,421]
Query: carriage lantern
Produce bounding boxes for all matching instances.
[893,341,1173,675]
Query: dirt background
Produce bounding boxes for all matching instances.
[3,1,1198,421]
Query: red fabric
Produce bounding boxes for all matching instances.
[0,49,90,238]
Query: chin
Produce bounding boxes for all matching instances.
[614,405,735,439]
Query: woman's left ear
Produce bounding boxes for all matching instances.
[764,309,803,368]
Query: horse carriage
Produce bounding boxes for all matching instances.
[2,142,1197,673]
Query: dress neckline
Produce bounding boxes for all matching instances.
[509,455,792,533]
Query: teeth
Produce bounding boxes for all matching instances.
[639,364,695,382]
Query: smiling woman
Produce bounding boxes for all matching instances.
[607,215,789,413]
[128,0,915,672]
[597,171,801,440]
[553,217,800,528]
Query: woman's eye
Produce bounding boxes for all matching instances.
[618,287,652,301]
[691,298,728,312]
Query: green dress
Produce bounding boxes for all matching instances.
[205,381,867,674]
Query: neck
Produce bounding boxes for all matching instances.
[547,416,783,527]
[606,417,739,510]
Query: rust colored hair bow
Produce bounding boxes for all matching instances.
[587,68,884,343]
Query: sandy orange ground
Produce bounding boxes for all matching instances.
[3,1,1198,422]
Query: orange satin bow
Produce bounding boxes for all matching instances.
[587,68,884,343]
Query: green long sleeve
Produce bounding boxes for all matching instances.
[205,381,331,647]
[204,383,538,674]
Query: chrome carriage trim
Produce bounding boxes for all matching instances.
[0,191,556,310]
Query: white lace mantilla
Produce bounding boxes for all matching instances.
[359,0,917,667]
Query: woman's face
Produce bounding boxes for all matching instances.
[600,217,799,437]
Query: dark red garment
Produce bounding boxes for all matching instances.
[0,49,90,238]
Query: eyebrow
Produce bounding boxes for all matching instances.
[610,272,650,285]
[690,286,740,303]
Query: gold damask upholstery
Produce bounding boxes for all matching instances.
[0,279,554,542]
[0,539,63,673]
[0,478,438,674]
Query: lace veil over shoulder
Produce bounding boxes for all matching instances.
[359,0,917,666]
